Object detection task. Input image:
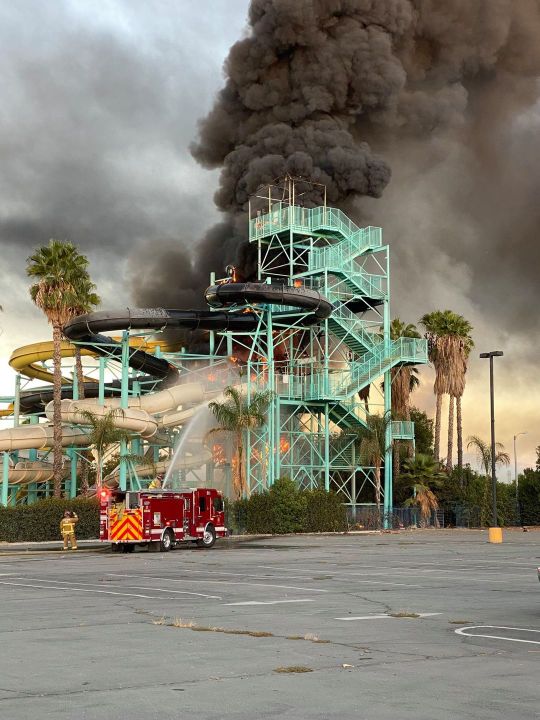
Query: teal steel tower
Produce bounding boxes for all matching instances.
[214,177,428,515]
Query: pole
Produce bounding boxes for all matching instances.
[489,355,497,528]
[2,452,10,507]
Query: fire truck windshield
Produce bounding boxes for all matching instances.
[126,492,139,509]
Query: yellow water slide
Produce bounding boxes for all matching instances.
[0,337,181,417]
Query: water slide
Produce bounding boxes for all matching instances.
[1,337,181,416]
[0,283,332,485]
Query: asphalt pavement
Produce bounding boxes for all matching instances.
[0,529,538,720]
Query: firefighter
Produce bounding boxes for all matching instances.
[60,510,79,550]
[148,475,163,490]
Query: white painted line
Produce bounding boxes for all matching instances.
[455,626,540,646]
[0,580,171,600]
[335,612,441,621]
[224,599,315,606]
[13,576,222,600]
[165,567,308,580]
[107,573,328,593]
[257,565,529,585]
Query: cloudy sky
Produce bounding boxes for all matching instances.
[0,0,537,474]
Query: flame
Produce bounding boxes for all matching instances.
[280,437,290,454]
[212,444,226,467]
[207,373,217,382]
[293,279,302,288]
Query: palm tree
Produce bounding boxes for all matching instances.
[356,413,392,512]
[400,454,445,526]
[76,408,134,491]
[27,239,93,495]
[358,385,370,413]
[466,435,510,477]
[420,311,473,470]
[400,454,446,486]
[208,387,273,498]
[467,435,510,525]
[389,319,422,420]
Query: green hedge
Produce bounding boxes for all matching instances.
[226,478,347,534]
[0,498,99,542]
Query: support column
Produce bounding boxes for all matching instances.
[98,357,105,405]
[324,404,330,492]
[383,248,392,528]
[69,448,77,498]
[2,452,9,507]
[119,331,129,492]
[28,416,39,503]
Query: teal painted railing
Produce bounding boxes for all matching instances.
[249,203,382,249]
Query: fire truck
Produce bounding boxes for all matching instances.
[99,487,227,552]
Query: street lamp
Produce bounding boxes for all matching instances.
[514,431,527,523]
[479,351,503,529]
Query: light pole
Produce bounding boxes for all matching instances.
[479,351,503,529]
[514,431,527,523]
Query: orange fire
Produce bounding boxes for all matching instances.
[212,444,226,466]
[293,279,302,288]
[280,437,290,454]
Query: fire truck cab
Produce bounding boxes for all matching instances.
[99,487,227,552]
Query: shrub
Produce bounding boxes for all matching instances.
[304,488,347,532]
[225,497,248,535]
[266,477,307,534]
[0,497,99,542]
[226,478,347,535]
[246,490,274,534]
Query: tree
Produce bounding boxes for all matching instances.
[419,311,473,470]
[389,319,422,420]
[27,240,93,496]
[388,318,422,480]
[208,387,273,498]
[76,408,133,491]
[356,413,392,511]
[409,407,434,456]
[400,454,445,526]
[467,435,510,525]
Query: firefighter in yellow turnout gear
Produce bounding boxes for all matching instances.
[60,511,79,550]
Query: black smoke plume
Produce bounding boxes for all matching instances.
[135,0,540,354]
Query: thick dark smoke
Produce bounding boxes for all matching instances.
[136,0,540,332]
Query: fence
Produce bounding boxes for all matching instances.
[347,505,444,530]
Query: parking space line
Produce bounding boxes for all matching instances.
[0,580,173,600]
[335,613,441,621]
[455,626,540,645]
[257,565,530,585]
[107,573,328,593]
[13,577,222,599]
[224,599,315,606]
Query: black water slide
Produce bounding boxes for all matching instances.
[21,283,332,413]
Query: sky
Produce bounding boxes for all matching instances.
[0,0,537,475]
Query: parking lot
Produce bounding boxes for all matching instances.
[0,530,538,720]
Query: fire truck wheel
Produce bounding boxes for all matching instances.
[160,529,174,552]
[121,544,135,553]
[197,525,216,548]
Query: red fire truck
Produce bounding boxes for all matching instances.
[99,487,227,552]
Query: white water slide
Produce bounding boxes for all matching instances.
[0,382,215,485]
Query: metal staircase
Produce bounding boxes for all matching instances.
[246,178,428,511]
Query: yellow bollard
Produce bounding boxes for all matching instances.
[488,527,503,544]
